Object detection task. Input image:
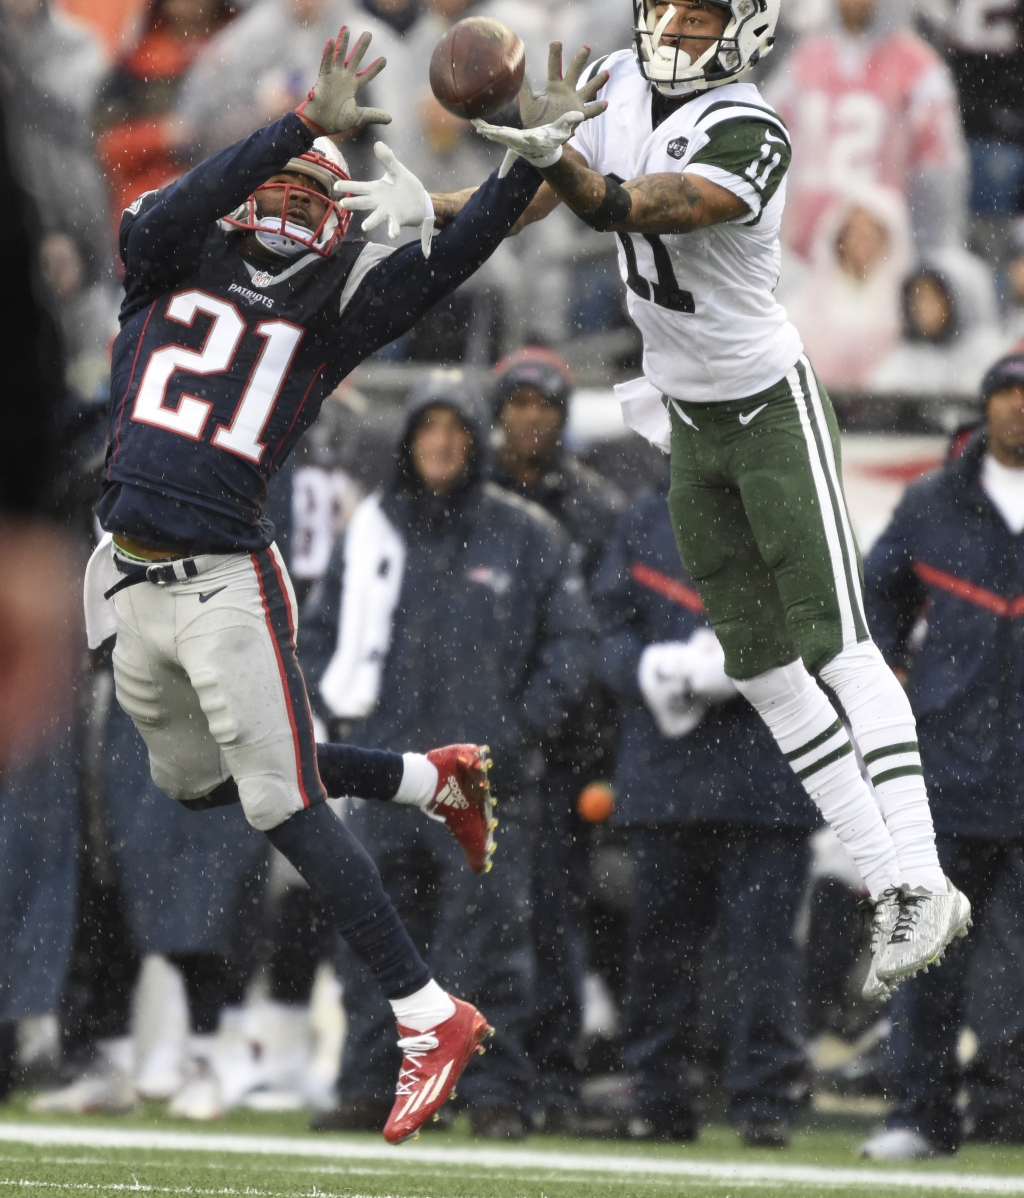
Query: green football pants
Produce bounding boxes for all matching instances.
[667,354,869,681]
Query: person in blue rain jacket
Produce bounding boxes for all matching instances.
[593,487,818,1147]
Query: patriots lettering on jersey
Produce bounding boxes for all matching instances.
[228,282,276,309]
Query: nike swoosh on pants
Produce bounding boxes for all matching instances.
[739,403,768,426]
[198,587,227,603]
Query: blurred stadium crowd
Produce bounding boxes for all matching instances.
[4,0,1024,1159]
[9,0,1024,393]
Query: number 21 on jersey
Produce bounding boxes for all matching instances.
[131,290,303,464]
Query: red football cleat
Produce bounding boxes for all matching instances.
[425,744,497,874]
[383,997,493,1144]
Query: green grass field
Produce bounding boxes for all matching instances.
[3,1101,1024,1198]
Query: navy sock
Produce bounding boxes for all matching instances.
[264,803,431,1000]
[184,743,404,812]
[316,742,404,800]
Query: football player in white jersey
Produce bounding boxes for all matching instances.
[468,0,971,996]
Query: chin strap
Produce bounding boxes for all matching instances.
[253,213,331,257]
[254,229,308,258]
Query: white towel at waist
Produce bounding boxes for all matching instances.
[83,532,119,650]
[614,375,671,453]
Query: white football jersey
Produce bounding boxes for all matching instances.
[570,51,804,404]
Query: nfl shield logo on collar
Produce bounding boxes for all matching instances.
[251,271,274,287]
[667,137,689,160]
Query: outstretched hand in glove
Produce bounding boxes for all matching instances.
[296,26,391,136]
[338,142,435,258]
[473,42,608,177]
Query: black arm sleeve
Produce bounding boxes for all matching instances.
[120,113,315,300]
[340,157,542,354]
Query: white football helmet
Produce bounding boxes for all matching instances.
[632,0,780,95]
[221,137,352,258]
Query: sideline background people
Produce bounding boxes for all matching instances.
[862,352,1024,1159]
[870,248,1010,397]
[594,490,816,1148]
[93,0,233,218]
[488,348,624,1129]
[765,0,967,259]
[299,372,595,1138]
[779,186,913,392]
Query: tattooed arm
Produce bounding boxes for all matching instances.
[536,145,748,234]
[426,139,744,237]
[430,181,562,233]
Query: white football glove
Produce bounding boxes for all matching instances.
[472,111,584,178]
[638,630,736,739]
[338,142,435,258]
[295,27,391,135]
[638,641,708,739]
[474,41,608,178]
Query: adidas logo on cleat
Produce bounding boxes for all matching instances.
[423,746,495,875]
[435,780,470,810]
[394,1058,455,1122]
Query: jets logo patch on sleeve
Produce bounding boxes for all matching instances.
[667,137,689,160]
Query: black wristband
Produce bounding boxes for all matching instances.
[579,175,632,231]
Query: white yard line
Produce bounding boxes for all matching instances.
[0,1122,1023,1193]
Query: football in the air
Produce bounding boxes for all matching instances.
[429,16,526,120]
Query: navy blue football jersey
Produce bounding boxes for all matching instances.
[99,113,540,552]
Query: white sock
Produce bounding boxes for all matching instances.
[818,641,946,894]
[390,979,456,1032]
[734,660,901,898]
[392,753,438,807]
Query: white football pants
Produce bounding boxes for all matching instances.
[111,543,326,831]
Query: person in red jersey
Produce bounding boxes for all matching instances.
[94,0,233,218]
[764,0,967,260]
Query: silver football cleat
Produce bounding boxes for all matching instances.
[875,877,972,986]
[861,888,900,1003]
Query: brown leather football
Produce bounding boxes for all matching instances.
[429,17,526,121]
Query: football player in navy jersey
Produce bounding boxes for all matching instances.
[86,27,578,1143]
